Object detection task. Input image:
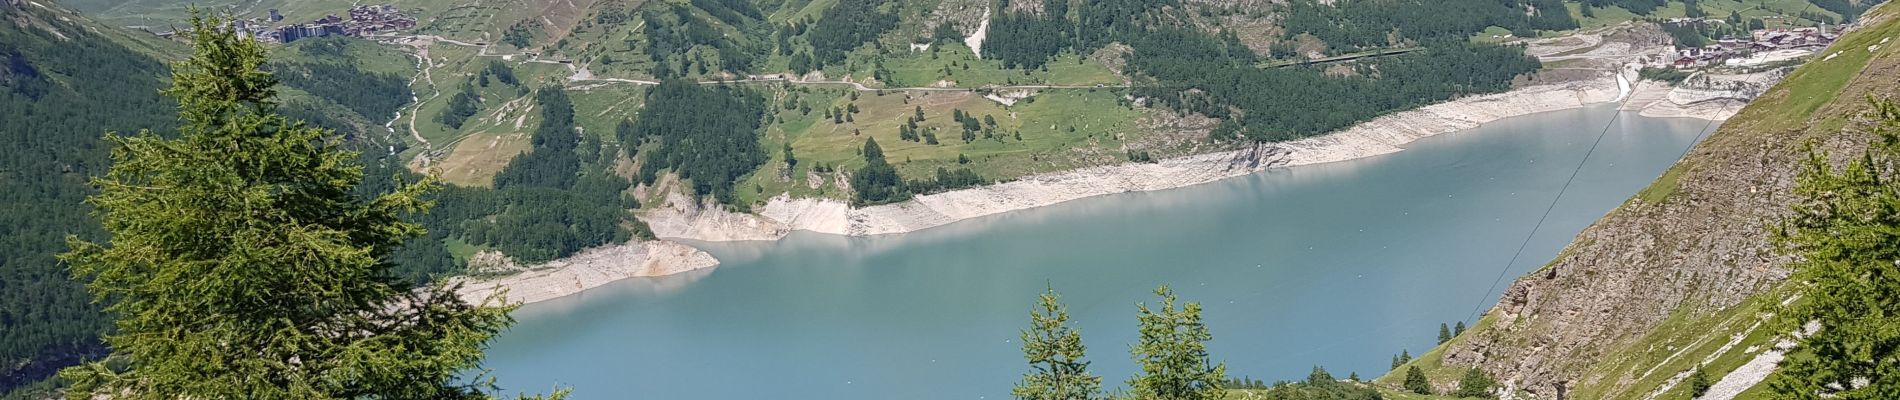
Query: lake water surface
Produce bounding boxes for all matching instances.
[482,105,1715,399]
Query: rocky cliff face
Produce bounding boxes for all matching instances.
[1441,7,1900,399]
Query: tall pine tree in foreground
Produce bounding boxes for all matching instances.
[1012,287,1102,400]
[1127,286,1225,400]
[58,14,560,400]
[1769,98,1900,399]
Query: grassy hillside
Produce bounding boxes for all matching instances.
[12,0,1892,396]
[1383,2,1900,399]
[732,86,1175,205]
[1564,0,1855,30]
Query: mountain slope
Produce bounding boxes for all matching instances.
[0,3,431,394]
[0,0,177,392]
[1385,2,1900,398]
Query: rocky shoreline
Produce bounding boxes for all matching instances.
[665,70,1650,240]
[452,240,718,305]
[482,66,1757,306]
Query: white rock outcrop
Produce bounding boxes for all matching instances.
[679,73,1647,241]
[452,240,718,305]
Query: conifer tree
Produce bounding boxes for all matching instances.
[1454,368,1495,398]
[1127,285,1225,400]
[1012,287,1102,400]
[1306,366,1333,385]
[1403,366,1431,395]
[1454,321,1467,336]
[1769,99,1900,398]
[1438,323,1453,344]
[57,13,560,400]
[1688,367,1713,398]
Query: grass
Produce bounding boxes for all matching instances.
[1375,314,1499,389]
[1563,292,1784,400]
[1563,0,1844,33]
[1658,0,1842,24]
[1566,3,1643,30]
[1574,5,1900,397]
[1636,160,1689,205]
[876,44,1124,88]
[1223,386,1462,400]
[442,236,489,262]
[1633,1,1899,205]
[79,0,463,30]
[1396,4,1900,398]
[397,47,588,184]
[431,132,532,186]
[257,43,415,137]
[733,86,1145,205]
[567,85,650,143]
[413,0,591,43]
[402,39,575,146]
[1377,390,1470,400]
[769,0,841,24]
[81,0,550,43]
[1470,26,1517,43]
[1378,221,1785,400]
[272,37,419,75]
[1728,15,1900,133]
[252,0,363,22]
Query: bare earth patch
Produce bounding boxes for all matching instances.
[421,132,532,187]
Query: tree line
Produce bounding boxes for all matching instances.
[638,1,767,78]
[1578,0,1668,14]
[983,0,1177,70]
[22,15,566,399]
[626,79,771,207]
[427,87,640,264]
[1011,286,1226,400]
[0,7,176,392]
[978,0,1545,143]
[1809,0,1871,22]
[1135,40,1540,142]
[1281,0,1576,54]
[803,0,898,67]
[1766,98,1900,398]
[266,60,413,121]
[848,138,989,206]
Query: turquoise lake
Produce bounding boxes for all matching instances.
[481,105,1716,399]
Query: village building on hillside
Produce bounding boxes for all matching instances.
[1666,24,1838,70]
[226,5,416,43]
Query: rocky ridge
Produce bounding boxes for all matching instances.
[1436,7,1900,398]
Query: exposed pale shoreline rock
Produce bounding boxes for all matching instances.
[662,69,1744,242]
[487,66,1758,305]
[452,240,718,305]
